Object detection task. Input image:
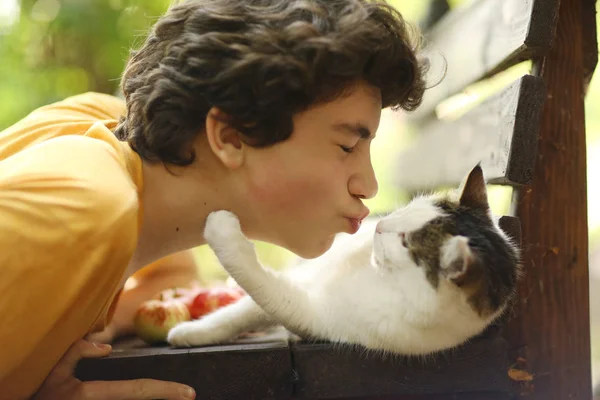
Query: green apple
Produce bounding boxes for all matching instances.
[134,299,190,344]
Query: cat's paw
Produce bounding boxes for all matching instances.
[204,210,255,266]
[166,321,195,347]
[204,210,244,246]
[167,320,223,348]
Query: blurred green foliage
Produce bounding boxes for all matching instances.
[0,0,171,129]
[0,0,427,131]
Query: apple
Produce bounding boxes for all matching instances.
[134,299,191,344]
[156,282,202,301]
[188,287,245,319]
[148,283,246,320]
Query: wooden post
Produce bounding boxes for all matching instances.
[506,0,597,398]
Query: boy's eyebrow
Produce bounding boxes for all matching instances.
[332,122,374,140]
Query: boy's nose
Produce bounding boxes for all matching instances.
[348,169,378,200]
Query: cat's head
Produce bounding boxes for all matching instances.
[373,164,520,318]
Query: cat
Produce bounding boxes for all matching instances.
[167,165,520,355]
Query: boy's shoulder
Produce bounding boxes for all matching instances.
[0,133,140,240]
[35,91,126,122]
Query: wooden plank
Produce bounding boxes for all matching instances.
[504,0,593,397]
[394,74,545,190]
[291,327,510,399]
[75,330,293,400]
[409,0,559,120]
[330,394,511,400]
[582,0,598,89]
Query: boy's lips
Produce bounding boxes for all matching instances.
[348,209,370,221]
[346,217,362,234]
[345,209,370,234]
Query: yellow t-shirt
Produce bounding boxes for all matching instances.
[0,92,144,399]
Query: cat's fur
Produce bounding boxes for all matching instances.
[167,165,520,355]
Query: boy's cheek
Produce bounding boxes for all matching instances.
[247,170,319,203]
[264,180,333,216]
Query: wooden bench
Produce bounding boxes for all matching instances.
[76,318,513,399]
[77,0,597,398]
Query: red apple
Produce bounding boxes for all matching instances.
[134,299,191,344]
[154,284,207,313]
[155,283,203,303]
[188,287,245,319]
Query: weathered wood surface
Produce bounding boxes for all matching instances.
[504,0,595,398]
[291,326,510,399]
[331,394,511,400]
[77,328,511,400]
[76,330,294,400]
[394,75,545,190]
[582,0,598,88]
[409,0,559,121]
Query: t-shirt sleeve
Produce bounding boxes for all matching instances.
[32,91,127,122]
[0,92,127,162]
[0,135,139,398]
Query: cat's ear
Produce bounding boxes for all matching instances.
[440,236,475,286]
[459,164,489,210]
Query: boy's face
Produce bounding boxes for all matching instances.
[238,81,381,258]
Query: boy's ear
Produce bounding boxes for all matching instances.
[205,107,244,169]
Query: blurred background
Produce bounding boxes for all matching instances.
[1,0,600,386]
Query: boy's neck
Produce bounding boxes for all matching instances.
[127,155,227,273]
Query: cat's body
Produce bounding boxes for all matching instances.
[168,166,520,355]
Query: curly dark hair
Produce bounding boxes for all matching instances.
[114,0,427,166]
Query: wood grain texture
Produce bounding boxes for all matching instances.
[328,394,511,400]
[76,331,293,400]
[291,327,510,399]
[581,0,598,88]
[394,75,545,190]
[409,0,559,121]
[504,0,594,398]
[76,325,513,399]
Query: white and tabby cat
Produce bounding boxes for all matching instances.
[168,165,520,355]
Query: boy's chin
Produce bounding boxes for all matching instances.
[289,235,335,259]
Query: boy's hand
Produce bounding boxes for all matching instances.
[85,322,118,344]
[32,339,196,400]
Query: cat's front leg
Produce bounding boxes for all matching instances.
[167,315,237,347]
[203,211,320,339]
[168,296,273,347]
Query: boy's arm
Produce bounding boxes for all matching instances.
[0,135,197,399]
[0,136,139,397]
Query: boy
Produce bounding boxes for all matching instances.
[0,0,425,398]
